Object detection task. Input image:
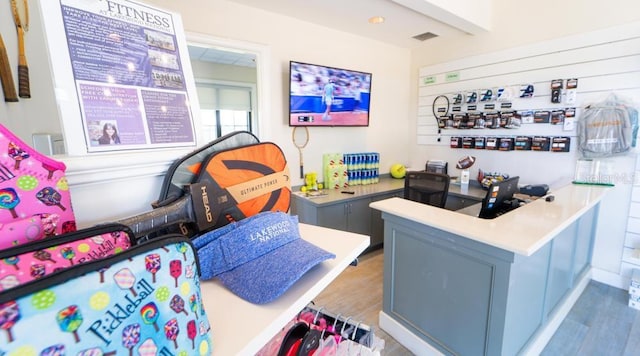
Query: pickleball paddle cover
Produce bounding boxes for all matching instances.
[156,131,260,206]
[0,123,77,252]
[190,142,291,232]
[151,131,259,239]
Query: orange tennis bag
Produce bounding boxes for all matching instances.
[121,141,291,240]
[191,141,291,230]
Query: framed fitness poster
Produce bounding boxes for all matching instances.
[40,0,198,153]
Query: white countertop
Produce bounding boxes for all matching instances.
[291,177,487,206]
[370,183,609,256]
[292,178,405,205]
[200,223,369,355]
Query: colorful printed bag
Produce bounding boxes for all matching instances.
[0,223,135,292]
[0,123,77,250]
[0,235,212,355]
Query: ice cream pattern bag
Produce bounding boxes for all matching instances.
[0,123,77,251]
[0,235,212,355]
[0,223,135,293]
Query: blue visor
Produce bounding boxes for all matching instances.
[196,212,335,304]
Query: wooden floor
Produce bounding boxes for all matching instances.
[313,248,413,355]
[313,248,640,356]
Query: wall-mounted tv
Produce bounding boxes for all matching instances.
[289,61,372,127]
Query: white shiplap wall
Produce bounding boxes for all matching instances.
[417,31,639,150]
[415,22,640,287]
[624,155,640,279]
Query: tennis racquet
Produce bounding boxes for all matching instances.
[292,126,309,178]
[11,0,30,98]
[432,95,450,129]
[432,95,450,119]
[0,34,18,102]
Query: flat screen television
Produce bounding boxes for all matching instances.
[478,176,521,219]
[289,61,372,127]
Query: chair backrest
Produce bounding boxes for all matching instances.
[404,171,451,208]
[425,160,448,175]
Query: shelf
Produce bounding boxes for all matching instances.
[199,223,370,355]
[625,232,640,249]
[623,247,640,267]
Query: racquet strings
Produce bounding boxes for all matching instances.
[11,0,29,31]
[292,126,309,178]
[432,94,450,131]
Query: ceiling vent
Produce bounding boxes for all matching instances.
[412,32,438,41]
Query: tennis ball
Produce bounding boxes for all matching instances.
[390,164,406,179]
[317,183,324,189]
[300,186,308,192]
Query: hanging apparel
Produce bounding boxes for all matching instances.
[258,306,385,356]
[577,93,638,158]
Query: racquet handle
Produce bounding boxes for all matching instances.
[16,27,29,98]
[118,195,194,239]
[0,35,18,102]
[17,64,28,98]
[300,165,304,179]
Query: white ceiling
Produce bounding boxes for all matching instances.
[188,45,257,67]
[226,0,468,49]
[189,0,483,67]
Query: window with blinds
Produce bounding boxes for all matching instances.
[196,83,254,141]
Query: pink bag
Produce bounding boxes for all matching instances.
[0,123,77,250]
[0,223,134,292]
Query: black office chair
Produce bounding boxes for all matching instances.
[404,171,450,208]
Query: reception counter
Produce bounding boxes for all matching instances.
[370,184,609,355]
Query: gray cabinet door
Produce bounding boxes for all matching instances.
[291,186,404,248]
[317,203,348,231]
[370,192,402,247]
[574,207,596,279]
[316,197,372,235]
[346,197,371,235]
[545,223,578,318]
[385,223,504,355]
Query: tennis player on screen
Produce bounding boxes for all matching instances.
[322,78,335,121]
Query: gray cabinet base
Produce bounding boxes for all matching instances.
[380,204,598,355]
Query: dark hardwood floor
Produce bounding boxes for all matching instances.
[314,248,640,356]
